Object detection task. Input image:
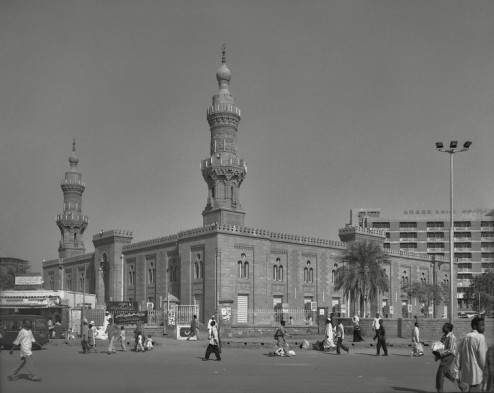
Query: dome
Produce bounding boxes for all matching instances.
[69,139,79,165]
[216,63,231,83]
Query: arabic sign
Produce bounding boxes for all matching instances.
[15,275,43,285]
[113,311,147,325]
[106,301,139,313]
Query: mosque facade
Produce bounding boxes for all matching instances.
[43,49,452,324]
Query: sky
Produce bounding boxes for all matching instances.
[1,0,493,273]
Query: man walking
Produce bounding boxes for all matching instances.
[275,320,291,356]
[187,314,199,340]
[372,313,380,333]
[335,319,350,355]
[435,322,459,392]
[203,320,221,361]
[373,318,388,356]
[105,318,118,354]
[454,316,487,392]
[7,319,42,382]
[81,319,89,354]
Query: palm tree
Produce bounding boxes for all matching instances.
[334,239,390,317]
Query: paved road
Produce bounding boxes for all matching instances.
[0,339,459,393]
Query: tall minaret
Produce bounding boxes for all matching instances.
[56,139,88,258]
[201,45,247,227]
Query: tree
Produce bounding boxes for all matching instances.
[463,272,494,316]
[401,282,447,316]
[0,260,30,290]
[334,239,390,317]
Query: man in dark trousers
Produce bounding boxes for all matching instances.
[435,322,459,392]
[203,320,221,361]
[373,318,388,356]
[187,314,199,340]
[336,319,350,355]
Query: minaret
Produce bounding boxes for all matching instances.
[201,45,247,227]
[56,139,88,258]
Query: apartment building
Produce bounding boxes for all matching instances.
[350,208,494,312]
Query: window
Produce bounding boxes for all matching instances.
[372,222,390,230]
[400,222,417,230]
[420,272,427,284]
[48,272,54,290]
[272,258,282,281]
[454,221,471,229]
[427,232,444,240]
[194,253,203,279]
[66,272,72,291]
[238,253,249,279]
[237,294,248,323]
[79,270,85,291]
[148,261,155,285]
[331,263,338,284]
[427,222,444,230]
[169,258,178,282]
[481,221,494,229]
[128,264,135,286]
[304,261,313,283]
[400,243,417,250]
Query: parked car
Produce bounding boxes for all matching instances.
[0,315,50,350]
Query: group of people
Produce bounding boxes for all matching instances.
[322,316,351,355]
[434,316,492,393]
[186,314,222,361]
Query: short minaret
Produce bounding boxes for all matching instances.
[56,139,88,258]
[201,45,247,227]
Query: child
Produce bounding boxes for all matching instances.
[136,332,145,352]
[118,326,127,352]
[145,335,153,351]
[8,319,42,382]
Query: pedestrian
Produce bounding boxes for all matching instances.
[289,316,295,325]
[335,319,350,355]
[323,318,336,351]
[187,314,199,340]
[81,319,89,354]
[136,331,145,352]
[117,326,127,352]
[48,317,54,338]
[203,320,221,361]
[352,314,364,342]
[435,322,460,392]
[7,319,42,382]
[453,316,487,392]
[88,321,97,353]
[207,315,216,329]
[145,335,153,351]
[133,323,142,351]
[105,318,118,354]
[274,320,291,356]
[411,321,423,357]
[372,312,380,333]
[482,344,494,392]
[373,319,388,356]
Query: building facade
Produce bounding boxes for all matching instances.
[350,208,494,312]
[43,50,452,323]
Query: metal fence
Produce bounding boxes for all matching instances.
[230,308,314,325]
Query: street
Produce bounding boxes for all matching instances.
[0,339,458,393]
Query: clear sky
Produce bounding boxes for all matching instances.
[1,0,493,273]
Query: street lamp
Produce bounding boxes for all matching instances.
[81,262,88,334]
[435,140,471,322]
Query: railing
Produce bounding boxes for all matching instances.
[147,310,164,326]
[230,308,315,325]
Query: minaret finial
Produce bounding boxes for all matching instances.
[72,138,76,152]
[222,44,226,64]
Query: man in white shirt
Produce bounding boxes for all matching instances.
[203,320,221,361]
[372,313,380,332]
[454,316,487,392]
[7,320,41,382]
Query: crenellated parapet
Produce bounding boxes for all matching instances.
[92,229,133,241]
[123,233,179,252]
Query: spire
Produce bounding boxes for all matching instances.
[69,138,79,169]
[216,44,232,95]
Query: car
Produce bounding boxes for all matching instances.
[0,315,50,350]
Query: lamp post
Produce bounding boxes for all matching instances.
[435,140,471,322]
[81,262,88,334]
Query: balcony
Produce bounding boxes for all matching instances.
[481,247,494,252]
[454,237,471,241]
[400,238,417,242]
[427,237,444,241]
[454,247,472,252]
[481,226,494,231]
[481,268,494,273]
[456,259,472,263]
[427,248,445,252]
[481,258,494,262]
[481,236,494,241]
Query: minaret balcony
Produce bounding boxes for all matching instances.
[201,157,247,171]
[56,214,89,224]
[207,104,241,117]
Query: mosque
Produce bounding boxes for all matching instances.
[42,48,451,324]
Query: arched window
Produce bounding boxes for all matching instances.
[148,261,155,285]
[174,266,178,282]
[238,261,243,278]
[194,262,199,279]
[273,265,277,281]
[200,261,204,279]
[309,268,313,283]
[244,262,249,279]
[278,265,283,281]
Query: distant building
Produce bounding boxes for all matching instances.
[43,49,452,322]
[350,208,494,312]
